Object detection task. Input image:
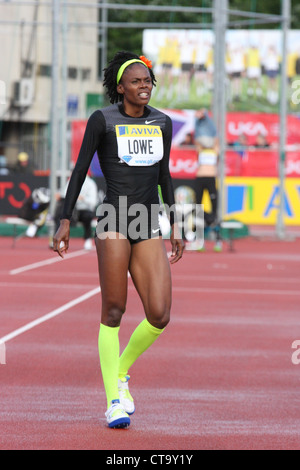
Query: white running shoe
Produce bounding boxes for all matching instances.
[118,375,135,415]
[105,400,130,429]
[26,224,38,238]
[84,238,93,250]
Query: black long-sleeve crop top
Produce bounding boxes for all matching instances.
[61,103,176,225]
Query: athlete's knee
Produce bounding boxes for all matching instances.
[158,313,170,330]
[102,304,126,327]
[147,306,170,330]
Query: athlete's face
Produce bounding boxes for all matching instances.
[117,64,153,109]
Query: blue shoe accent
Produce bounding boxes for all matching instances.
[108,416,131,429]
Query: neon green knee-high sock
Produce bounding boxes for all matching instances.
[119,319,165,379]
[98,323,120,409]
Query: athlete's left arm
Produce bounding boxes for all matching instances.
[158,115,185,263]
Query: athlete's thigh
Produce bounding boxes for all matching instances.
[95,236,131,324]
[129,237,172,327]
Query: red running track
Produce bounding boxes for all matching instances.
[0,235,300,450]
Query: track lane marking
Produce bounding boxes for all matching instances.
[172,286,300,296]
[0,287,100,345]
[9,249,90,276]
[172,274,300,284]
[128,285,300,296]
[0,281,97,289]
[1,282,298,297]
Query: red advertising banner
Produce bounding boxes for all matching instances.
[71,111,300,179]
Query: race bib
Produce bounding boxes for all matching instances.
[116,125,164,166]
[198,150,218,166]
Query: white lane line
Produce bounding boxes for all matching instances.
[9,249,89,276]
[126,285,300,297]
[172,274,300,284]
[172,286,300,296]
[0,281,97,290]
[0,287,100,345]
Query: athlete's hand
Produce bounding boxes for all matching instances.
[170,223,185,264]
[53,219,70,258]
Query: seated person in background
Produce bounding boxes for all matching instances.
[180,133,195,146]
[13,152,33,173]
[254,132,270,148]
[194,108,222,252]
[228,133,248,160]
[0,155,9,175]
[54,174,98,250]
[19,187,50,238]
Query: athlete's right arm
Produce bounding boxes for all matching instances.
[61,111,105,220]
[158,115,185,263]
[53,111,105,257]
[53,219,71,258]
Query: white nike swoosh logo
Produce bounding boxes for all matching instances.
[145,120,157,125]
[152,228,160,234]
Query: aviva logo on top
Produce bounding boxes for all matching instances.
[116,125,162,137]
[224,177,300,226]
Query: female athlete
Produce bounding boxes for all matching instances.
[53,51,185,429]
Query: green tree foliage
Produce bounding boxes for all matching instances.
[103,0,299,62]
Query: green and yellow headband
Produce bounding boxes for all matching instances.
[117,56,152,85]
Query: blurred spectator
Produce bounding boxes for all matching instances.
[0,155,9,175]
[254,132,270,148]
[54,174,98,250]
[180,132,194,146]
[263,45,280,105]
[228,46,246,101]
[19,188,50,238]
[246,44,262,99]
[14,152,33,173]
[287,50,298,84]
[229,133,248,159]
[194,108,218,150]
[194,108,222,252]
